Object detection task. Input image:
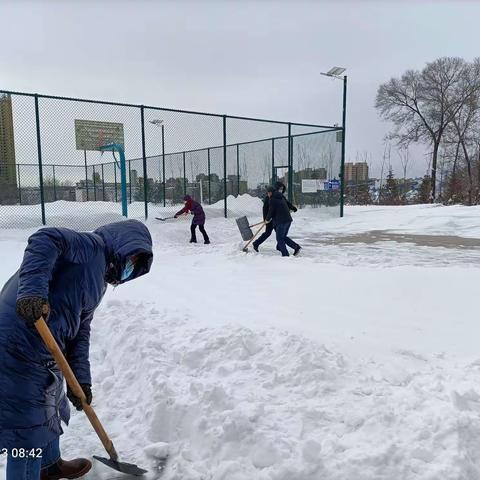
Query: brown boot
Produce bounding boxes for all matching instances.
[40,457,92,480]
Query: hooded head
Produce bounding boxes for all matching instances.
[274,181,286,193]
[183,195,193,210]
[94,219,153,286]
[266,186,275,197]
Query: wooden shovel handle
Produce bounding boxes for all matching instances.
[243,222,267,250]
[34,318,118,462]
[249,220,266,228]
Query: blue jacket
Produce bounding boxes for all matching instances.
[0,220,153,449]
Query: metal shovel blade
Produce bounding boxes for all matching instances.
[236,216,254,241]
[93,455,148,476]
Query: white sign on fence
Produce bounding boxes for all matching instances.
[75,119,125,151]
[302,179,318,193]
[301,179,327,193]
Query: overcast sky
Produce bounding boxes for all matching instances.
[1,0,480,178]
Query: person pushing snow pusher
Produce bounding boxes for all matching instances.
[174,194,210,244]
[265,181,301,257]
[0,220,153,480]
[252,183,297,253]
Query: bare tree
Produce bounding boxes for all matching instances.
[260,153,271,185]
[397,146,410,200]
[376,57,480,201]
[378,142,390,204]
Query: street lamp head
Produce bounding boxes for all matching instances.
[150,119,164,126]
[320,67,346,79]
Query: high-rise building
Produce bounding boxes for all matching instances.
[0,94,17,186]
[344,162,369,183]
[354,162,369,182]
[344,162,355,182]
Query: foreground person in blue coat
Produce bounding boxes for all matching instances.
[0,219,153,480]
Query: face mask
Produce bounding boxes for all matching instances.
[121,258,135,282]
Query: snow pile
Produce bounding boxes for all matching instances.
[313,204,480,238]
[0,195,265,229]
[60,301,480,480]
[209,194,264,217]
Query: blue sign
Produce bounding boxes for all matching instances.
[325,179,340,191]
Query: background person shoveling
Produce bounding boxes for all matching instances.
[174,195,210,244]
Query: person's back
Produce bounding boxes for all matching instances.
[265,183,301,257]
[0,230,107,361]
[268,191,293,226]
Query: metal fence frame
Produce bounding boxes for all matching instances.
[0,90,345,224]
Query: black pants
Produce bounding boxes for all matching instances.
[253,222,274,249]
[190,224,209,243]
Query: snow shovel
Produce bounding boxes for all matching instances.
[241,222,267,252]
[236,216,265,241]
[156,212,188,221]
[34,312,151,477]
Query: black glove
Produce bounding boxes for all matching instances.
[292,207,298,213]
[16,297,49,326]
[67,384,92,411]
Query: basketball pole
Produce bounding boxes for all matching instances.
[100,143,128,217]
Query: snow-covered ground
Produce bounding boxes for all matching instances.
[1,200,480,479]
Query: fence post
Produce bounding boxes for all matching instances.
[162,124,166,207]
[207,147,211,205]
[17,164,22,204]
[287,123,292,203]
[52,165,57,201]
[34,94,46,225]
[236,144,240,196]
[101,163,105,201]
[128,160,132,204]
[141,106,148,219]
[271,138,275,185]
[223,115,227,218]
[340,75,347,218]
[92,165,97,201]
[114,162,118,202]
[183,151,186,195]
[84,150,89,201]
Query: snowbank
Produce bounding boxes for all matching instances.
[58,301,480,479]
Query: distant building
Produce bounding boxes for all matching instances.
[0,94,17,203]
[294,167,327,181]
[344,163,354,182]
[344,162,369,182]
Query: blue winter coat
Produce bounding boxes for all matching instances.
[0,219,153,450]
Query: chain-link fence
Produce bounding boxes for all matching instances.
[0,90,344,228]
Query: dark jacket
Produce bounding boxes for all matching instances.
[265,192,297,226]
[262,194,296,220]
[176,195,206,226]
[0,220,153,449]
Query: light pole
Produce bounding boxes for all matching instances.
[150,119,166,207]
[321,67,347,217]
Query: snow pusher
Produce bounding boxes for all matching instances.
[236,216,267,252]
